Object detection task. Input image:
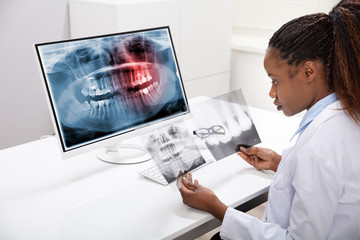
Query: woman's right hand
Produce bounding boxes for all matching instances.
[237,146,281,172]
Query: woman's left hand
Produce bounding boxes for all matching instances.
[178,172,228,221]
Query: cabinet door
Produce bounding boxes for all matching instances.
[179,0,232,81]
[69,0,182,52]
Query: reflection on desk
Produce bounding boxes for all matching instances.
[0,107,300,240]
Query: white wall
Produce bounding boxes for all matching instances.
[0,0,70,150]
[229,32,273,111]
[230,50,273,111]
[229,0,339,113]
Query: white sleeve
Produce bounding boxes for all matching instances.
[220,207,287,240]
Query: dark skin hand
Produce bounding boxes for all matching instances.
[178,146,281,221]
[238,146,281,172]
[178,172,228,221]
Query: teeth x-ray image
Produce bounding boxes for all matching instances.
[191,89,261,161]
[37,29,187,149]
[143,122,206,183]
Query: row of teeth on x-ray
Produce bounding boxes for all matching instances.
[206,114,252,146]
[158,142,182,162]
[79,66,162,120]
[87,88,162,120]
[193,101,253,146]
[80,65,156,98]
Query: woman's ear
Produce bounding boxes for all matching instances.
[303,61,316,82]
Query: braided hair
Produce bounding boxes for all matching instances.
[269,0,360,122]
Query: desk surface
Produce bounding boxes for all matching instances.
[0,107,300,240]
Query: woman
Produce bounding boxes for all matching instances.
[178,0,360,239]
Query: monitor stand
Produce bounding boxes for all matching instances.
[97,144,152,164]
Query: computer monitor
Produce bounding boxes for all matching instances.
[35,26,190,164]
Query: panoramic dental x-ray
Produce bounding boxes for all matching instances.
[37,29,187,150]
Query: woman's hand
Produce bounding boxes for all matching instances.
[178,172,228,221]
[238,146,281,172]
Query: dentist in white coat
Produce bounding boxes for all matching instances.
[178,0,360,239]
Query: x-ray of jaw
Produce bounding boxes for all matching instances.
[143,123,206,183]
[38,29,185,149]
[191,89,261,160]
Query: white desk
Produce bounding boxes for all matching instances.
[0,107,300,240]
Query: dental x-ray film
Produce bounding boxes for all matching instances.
[191,89,261,161]
[142,121,209,183]
[35,27,188,152]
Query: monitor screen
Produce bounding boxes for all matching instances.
[35,27,189,160]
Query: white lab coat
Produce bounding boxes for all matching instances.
[220,101,360,239]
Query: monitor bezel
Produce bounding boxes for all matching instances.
[35,26,190,159]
